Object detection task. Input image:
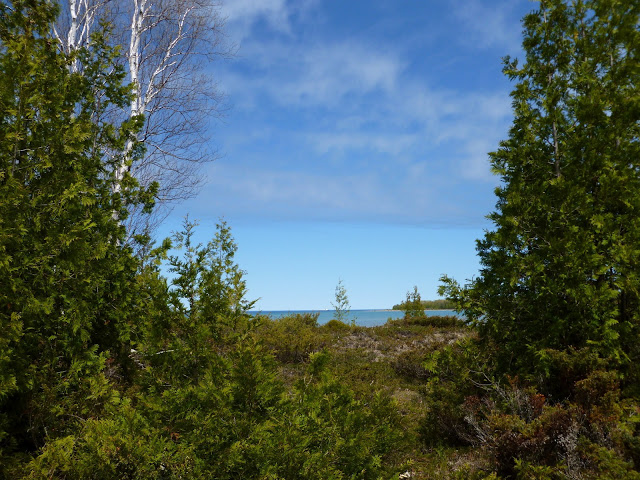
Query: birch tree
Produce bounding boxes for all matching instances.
[52,0,104,71]
[54,0,231,234]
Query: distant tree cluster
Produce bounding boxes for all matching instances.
[392,292,455,311]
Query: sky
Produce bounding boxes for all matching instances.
[156,0,538,311]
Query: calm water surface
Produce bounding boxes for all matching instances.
[252,309,462,328]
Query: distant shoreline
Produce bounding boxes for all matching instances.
[250,308,457,313]
[379,309,454,312]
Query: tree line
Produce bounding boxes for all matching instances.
[392,295,456,311]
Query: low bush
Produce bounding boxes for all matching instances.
[322,318,351,332]
[396,315,466,328]
[231,351,405,479]
[21,343,406,479]
[393,349,431,381]
[252,313,327,363]
[420,336,492,447]
[424,351,640,479]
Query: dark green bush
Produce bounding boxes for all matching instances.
[393,349,431,381]
[223,351,404,479]
[21,343,406,479]
[419,336,492,447]
[22,405,200,480]
[533,347,611,400]
[433,362,640,479]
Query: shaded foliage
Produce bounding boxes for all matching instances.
[0,0,152,468]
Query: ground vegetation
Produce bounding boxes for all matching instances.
[0,3,404,477]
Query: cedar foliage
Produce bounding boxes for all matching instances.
[432,1,640,477]
[441,0,640,379]
[0,0,149,462]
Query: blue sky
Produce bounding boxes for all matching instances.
[157,0,537,310]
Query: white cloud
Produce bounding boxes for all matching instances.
[222,0,289,21]
[221,0,318,41]
[459,139,496,181]
[308,131,417,156]
[219,44,512,182]
[292,44,402,102]
[220,40,405,109]
[451,0,529,53]
[209,1,525,225]
[202,164,406,219]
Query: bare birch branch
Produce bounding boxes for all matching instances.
[53,0,232,239]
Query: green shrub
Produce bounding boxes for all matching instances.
[22,406,200,480]
[441,366,639,479]
[22,343,407,479]
[399,315,465,328]
[393,349,431,381]
[253,313,327,363]
[533,347,610,400]
[480,405,576,478]
[579,442,640,480]
[420,336,492,447]
[513,459,562,480]
[231,351,404,479]
[322,318,351,332]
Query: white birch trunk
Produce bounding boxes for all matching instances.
[66,0,78,70]
[114,0,146,195]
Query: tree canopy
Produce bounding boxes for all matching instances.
[441,0,640,378]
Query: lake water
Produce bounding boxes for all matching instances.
[252,309,462,328]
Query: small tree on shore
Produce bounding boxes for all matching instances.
[331,279,353,326]
[403,286,425,321]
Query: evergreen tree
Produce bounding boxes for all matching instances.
[441,0,640,376]
[167,217,255,339]
[0,0,150,462]
[0,1,405,477]
[331,278,352,325]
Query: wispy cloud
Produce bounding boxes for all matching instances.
[308,131,418,157]
[201,165,405,221]
[221,0,318,41]
[452,0,531,52]
[207,1,530,225]
[220,39,405,109]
